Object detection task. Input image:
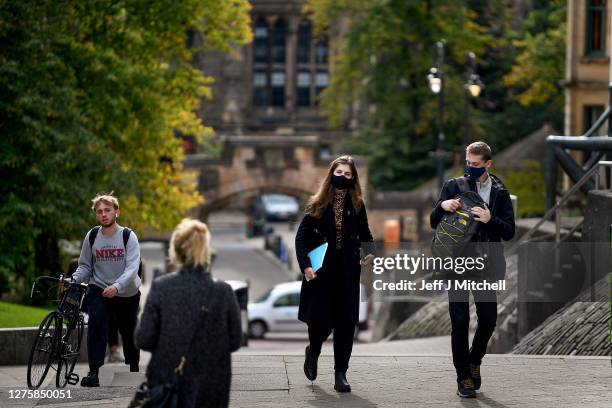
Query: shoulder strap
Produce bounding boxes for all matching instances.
[89,226,100,249]
[121,227,143,278]
[455,177,470,194]
[122,227,131,248]
[91,226,130,248]
[88,226,101,268]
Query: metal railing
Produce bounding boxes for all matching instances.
[544,105,612,209]
[509,160,612,254]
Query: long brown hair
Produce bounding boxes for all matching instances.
[305,155,364,218]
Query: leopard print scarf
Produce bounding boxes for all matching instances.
[332,189,347,250]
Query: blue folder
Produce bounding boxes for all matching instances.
[307,242,328,273]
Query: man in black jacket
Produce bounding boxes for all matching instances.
[430,141,515,398]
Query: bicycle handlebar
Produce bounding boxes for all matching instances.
[30,275,88,299]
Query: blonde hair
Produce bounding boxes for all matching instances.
[91,193,119,211]
[169,218,212,270]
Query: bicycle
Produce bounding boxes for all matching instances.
[26,275,88,389]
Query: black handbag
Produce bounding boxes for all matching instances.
[128,302,210,408]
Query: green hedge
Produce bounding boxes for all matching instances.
[496,160,546,218]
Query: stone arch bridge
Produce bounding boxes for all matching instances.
[184,135,369,219]
[181,135,422,241]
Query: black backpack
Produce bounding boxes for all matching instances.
[89,226,143,279]
[431,177,486,259]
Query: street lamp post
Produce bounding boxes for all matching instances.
[428,40,446,190]
[463,52,484,148]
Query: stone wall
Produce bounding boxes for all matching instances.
[0,327,88,366]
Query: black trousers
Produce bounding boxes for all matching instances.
[87,284,140,371]
[108,314,119,348]
[308,323,355,372]
[448,287,497,381]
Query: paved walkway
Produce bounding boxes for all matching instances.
[1,350,610,407]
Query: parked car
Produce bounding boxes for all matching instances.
[223,279,249,346]
[255,194,299,222]
[247,281,368,339]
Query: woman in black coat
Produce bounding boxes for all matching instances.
[135,219,242,408]
[295,155,374,393]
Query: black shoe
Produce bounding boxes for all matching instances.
[334,371,351,393]
[80,371,99,387]
[470,363,481,390]
[130,363,139,373]
[456,378,476,398]
[304,346,319,381]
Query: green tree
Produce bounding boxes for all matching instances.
[0,0,252,296]
[502,0,565,112]
[306,0,564,191]
[306,0,489,190]
[497,160,545,217]
[472,0,564,159]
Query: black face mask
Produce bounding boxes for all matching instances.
[465,165,487,181]
[331,174,354,190]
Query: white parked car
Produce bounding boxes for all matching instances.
[247,281,369,339]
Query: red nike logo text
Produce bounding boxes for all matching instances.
[95,249,125,259]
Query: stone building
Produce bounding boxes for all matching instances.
[184,0,368,220]
[566,0,611,136]
[192,0,341,140]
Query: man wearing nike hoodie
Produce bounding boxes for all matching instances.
[72,193,141,387]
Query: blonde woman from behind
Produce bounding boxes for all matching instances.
[136,219,242,408]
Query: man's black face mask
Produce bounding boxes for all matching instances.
[465,165,486,181]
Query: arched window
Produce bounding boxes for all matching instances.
[253,18,269,63]
[315,71,329,99]
[315,37,328,64]
[271,71,286,106]
[252,17,286,107]
[295,19,329,108]
[252,18,270,106]
[253,71,268,107]
[297,71,311,106]
[272,18,287,64]
[297,20,311,64]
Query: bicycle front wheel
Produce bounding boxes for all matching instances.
[56,314,84,387]
[27,311,60,389]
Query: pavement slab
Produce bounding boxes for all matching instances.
[1,352,610,407]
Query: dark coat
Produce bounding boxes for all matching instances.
[295,197,373,328]
[135,267,242,408]
[430,174,516,280]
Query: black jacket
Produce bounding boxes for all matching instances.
[295,198,373,327]
[430,174,515,279]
